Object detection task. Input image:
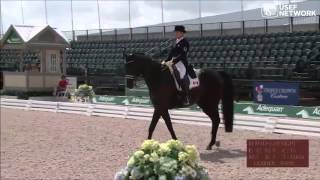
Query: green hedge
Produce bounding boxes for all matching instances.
[0,90,53,99]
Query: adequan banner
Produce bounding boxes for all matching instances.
[94,96,320,120]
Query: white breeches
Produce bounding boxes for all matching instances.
[174,61,186,79]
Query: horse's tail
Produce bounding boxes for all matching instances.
[218,71,234,132]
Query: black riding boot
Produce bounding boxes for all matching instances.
[181,76,190,106]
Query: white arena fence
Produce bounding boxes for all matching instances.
[1,98,320,137]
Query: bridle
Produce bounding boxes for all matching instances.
[125,74,135,80]
[124,59,135,80]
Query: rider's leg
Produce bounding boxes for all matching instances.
[180,74,190,105]
[172,65,182,89]
[175,61,189,105]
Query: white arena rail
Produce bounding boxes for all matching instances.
[1,98,319,137]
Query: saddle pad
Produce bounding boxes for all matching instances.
[164,60,200,91]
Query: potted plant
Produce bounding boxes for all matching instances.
[72,84,95,103]
[115,140,209,180]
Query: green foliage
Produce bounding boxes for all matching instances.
[115,140,209,180]
[0,90,53,99]
[74,84,95,97]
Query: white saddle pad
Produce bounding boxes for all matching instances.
[164,60,200,91]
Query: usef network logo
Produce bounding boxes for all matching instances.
[261,3,316,18]
[261,4,279,18]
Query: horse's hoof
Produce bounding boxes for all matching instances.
[216,141,220,147]
[206,145,212,150]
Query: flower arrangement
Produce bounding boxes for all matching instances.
[71,84,95,103]
[115,140,209,180]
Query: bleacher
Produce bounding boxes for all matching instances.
[1,30,319,98]
[0,49,40,72]
[0,49,20,71]
[66,39,169,76]
[66,31,320,81]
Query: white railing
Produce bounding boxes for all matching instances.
[1,98,320,137]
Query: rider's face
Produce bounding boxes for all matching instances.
[175,31,184,39]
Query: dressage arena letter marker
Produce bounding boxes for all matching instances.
[247,139,309,167]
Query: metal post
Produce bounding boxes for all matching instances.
[71,0,74,33]
[128,0,131,28]
[72,30,75,41]
[146,27,149,40]
[242,20,245,35]
[0,0,3,37]
[86,30,89,41]
[240,0,244,21]
[318,15,320,32]
[129,28,132,40]
[163,26,166,38]
[265,19,268,33]
[114,29,118,42]
[289,17,293,32]
[21,0,25,24]
[200,24,203,37]
[198,0,202,24]
[44,0,48,24]
[220,22,223,36]
[161,0,164,25]
[96,0,101,30]
[99,29,102,41]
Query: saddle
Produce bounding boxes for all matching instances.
[163,60,200,91]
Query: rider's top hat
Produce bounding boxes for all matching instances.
[174,25,186,33]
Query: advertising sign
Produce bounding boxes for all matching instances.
[253,82,299,105]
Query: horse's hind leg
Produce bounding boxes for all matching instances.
[199,104,220,150]
[161,110,177,140]
[148,109,161,139]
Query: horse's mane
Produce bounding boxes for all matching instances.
[131,53,170,90]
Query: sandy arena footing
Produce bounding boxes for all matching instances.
[1,108,319,180]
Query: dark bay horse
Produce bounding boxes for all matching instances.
[125,54,234,150]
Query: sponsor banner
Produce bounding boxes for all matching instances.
[247,139,309,167]
[253,82,299,106]
[94,96,320,120]
[237,103,320,120]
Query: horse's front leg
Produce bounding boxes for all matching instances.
[148,109,161,139]
[161,110,177,140]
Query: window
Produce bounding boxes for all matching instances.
[50,54,57,72]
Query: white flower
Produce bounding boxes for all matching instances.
[159,175,167,180]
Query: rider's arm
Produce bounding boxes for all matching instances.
[165,48,174,62]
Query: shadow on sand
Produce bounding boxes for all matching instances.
[200,148,246,163]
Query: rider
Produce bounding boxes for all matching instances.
[165,25,190,105]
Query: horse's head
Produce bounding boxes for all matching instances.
[124,53,145,89]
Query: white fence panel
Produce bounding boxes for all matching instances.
[274,117,320,136]
[30,100,58,112]
[57,102,89,115]
[92,104,127,118]
[1,99,28,110]
[1,98,320,137]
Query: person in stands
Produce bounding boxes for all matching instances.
[56,75,68,95]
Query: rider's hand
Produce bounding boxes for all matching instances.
[161,61,165,65]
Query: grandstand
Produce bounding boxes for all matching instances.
[62,29,320,102]
[1,24,320,103]
[1,0,320,104]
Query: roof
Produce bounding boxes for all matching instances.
[1,24,69,45]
